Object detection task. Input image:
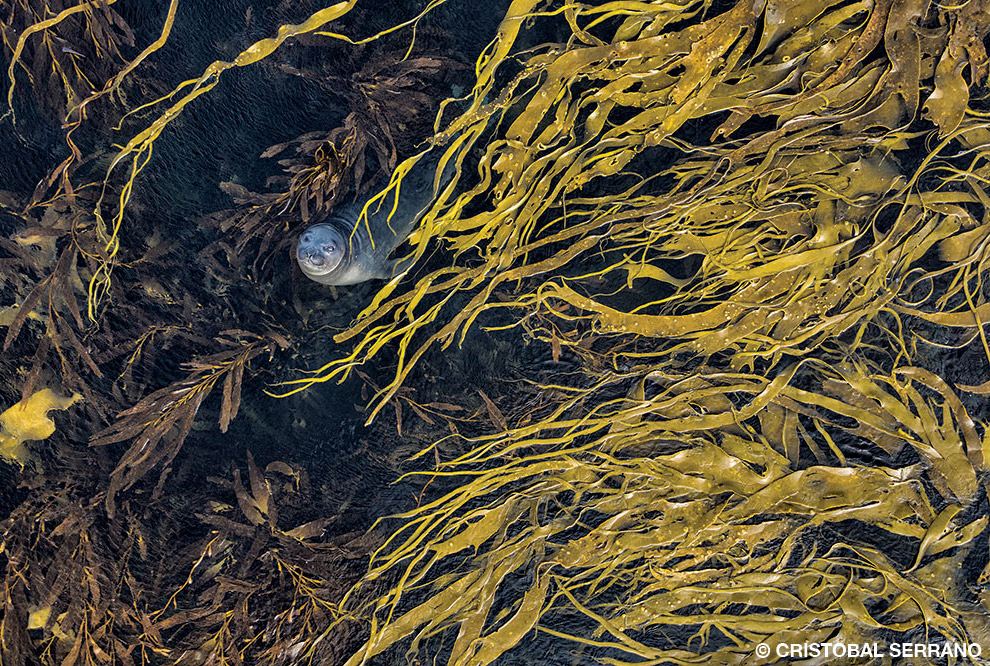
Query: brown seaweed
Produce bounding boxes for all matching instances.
[2,0,990,664]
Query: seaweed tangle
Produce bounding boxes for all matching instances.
[333,362,990,664]
[280,0,990,663]
[0,2,471,664]
[1,0,134,122]
[2,0,990,665]
[277,0,990,419]
[0,452,373,666]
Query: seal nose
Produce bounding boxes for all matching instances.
[298,246,322,265]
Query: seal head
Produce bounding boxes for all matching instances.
[295,148,455,287]
[296,223,347,281]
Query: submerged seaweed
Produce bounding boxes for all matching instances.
[1,0,990,665]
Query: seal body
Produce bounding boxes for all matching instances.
[296,150,450,286]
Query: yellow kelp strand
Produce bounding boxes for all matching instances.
[331,362,985,665]
[41,0,181,208]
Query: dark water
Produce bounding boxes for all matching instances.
[142,0,510,522]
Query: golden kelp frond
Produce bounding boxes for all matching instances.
[336,362,987,665]
[35,0,180,210]
[789,363,987,503]
[506,164,990,378]
[921,0,990,138]
[280,0,990,419]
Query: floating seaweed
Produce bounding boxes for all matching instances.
[0,388,79,467]
[287,0,990,663]
[333,362,990,664]
[92,330,290,516]
[2,0,990,665]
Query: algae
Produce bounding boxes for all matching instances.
[2,0,990,664]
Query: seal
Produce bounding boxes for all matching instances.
[296,150,452,286]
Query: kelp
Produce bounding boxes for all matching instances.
[34,0,180,211]
[145,456,359,666]
[1,0,134,121]
[0,189,141,420]
[283,0,990,663]
[0,180,295,503]
[92,330,290,516]
[0,451,372,666]
[3,0,990,664]
[333,362,989,665]
[274,0,990,421]
[275,46,463,197]
[0,388,79,467]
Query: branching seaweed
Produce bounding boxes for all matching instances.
[92,330,290,516]
[1,0,134,122]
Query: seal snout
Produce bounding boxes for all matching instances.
[299,249,325,267]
